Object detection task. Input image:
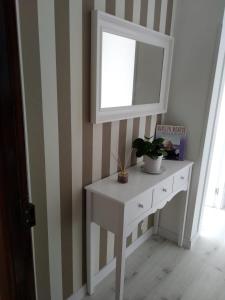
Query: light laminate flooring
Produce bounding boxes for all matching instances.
[84,207,225,300]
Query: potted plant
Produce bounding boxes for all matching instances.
[132,136,167,173]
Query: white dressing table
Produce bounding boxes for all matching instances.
[85,160,193,300]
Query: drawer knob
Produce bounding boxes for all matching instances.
[138,203,144,208]
[162,188,167,192]
[180,176,185,180]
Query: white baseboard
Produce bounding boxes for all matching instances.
[67,226,153,300]
[158,226,199,249]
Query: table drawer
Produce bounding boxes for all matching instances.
[125,190,153,225]
[153,177,173,206]
[173,167,189,192]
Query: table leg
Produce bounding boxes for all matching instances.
[115,230,126,300]
[178,167,192,247]
[86,191,95,295]
[178,192,189,247]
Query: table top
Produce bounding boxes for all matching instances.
[85,160,193,204]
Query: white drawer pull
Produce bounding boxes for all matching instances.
[162,188,167,192]
[180,176,185,180]
[138,203,144,208]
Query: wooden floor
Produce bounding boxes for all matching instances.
[84,207,225,300]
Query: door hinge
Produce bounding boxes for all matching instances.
[23,203,36,228]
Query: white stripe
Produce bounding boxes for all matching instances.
[37,0,63,299]
[132,0,141,24]
[94,0,106,11]
[150,115,157,137]
[132,116,145,242]
[115,0,125,18]
[139,116,148,234]
[159,0,168,33]
[147,0,155,29]
[70,0,83,292]
[125,119,133,168]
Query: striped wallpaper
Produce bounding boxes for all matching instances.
[16,0,175,299]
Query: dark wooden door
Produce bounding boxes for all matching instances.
[0,0,36,299]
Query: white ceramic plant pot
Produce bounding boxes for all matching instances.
[143,155,163,173]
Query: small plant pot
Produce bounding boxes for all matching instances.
[143,155,163,173]
[118,171,128,183]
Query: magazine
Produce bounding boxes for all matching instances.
[155,125,186,161]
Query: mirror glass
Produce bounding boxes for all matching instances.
[101,32,164,109]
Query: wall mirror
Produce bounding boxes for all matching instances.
[91,10,174,123]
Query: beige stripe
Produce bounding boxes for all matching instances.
[100,122,111,268]
[110,121,120,174]
[159,0,168,33]
[170,0,177,36]
[157,114,162,124]
[37,0,63,299]
[93,0,112,271]
[126,234,132,247]
[115,0,125,18]
[92,0,106,273]
[165,0,173,35]
[148,214,155,228]
[131,117,140,165]
[154,0,161,31]
[54,0,73,298]
[69,0,83,292]
[147,0,155,29]
[82,0,94,283]
[92,124,102,273]
[106,0,115,14]
[140,0,148,27]
[132,0,141,24]
[137,116,146,163]
[92,124,103,182]
[125,0,133,21]
[99,227,108,269]
[94,0,106,11]
[118,120,127,170]
[145,116,151,138]
[16,1,51,299]
[102,123,112,178]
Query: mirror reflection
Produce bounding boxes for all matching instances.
[101,32,164,109]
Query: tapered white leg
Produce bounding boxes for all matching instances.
[154,210,160,234]
[86,191,95,295]
[178,193,189,247]
[178,167,192,247]
[115,230,126,300]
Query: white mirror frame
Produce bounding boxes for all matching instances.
[91,10,174,124]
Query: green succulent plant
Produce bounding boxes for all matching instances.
[132,136,167,160]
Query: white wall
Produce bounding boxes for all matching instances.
[160,0,225,243]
